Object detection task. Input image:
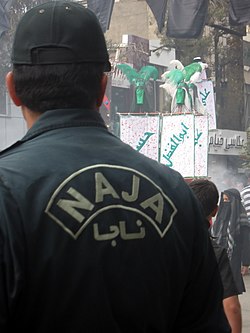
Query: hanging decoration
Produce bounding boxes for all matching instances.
[160,59,207,113]
[117,64,159,110]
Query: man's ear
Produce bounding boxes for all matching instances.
[96,73,108,107]
[6,71,22,106]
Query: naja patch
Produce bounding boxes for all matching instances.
[45,164,177,243]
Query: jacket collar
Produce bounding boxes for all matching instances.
[22,108,107,141]
[0,109,108,155]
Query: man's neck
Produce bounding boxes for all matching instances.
[22,106,42,129]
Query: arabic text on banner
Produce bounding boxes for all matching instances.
[119,114,160,161]
[196,80,216,130]
[160,114,195,177]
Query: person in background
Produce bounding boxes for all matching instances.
[240,170,250,275]
[211,188,250,292]
[0,1,230,332]
[190,179,242,333]
[192,56,207,80]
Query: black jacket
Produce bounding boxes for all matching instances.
[0,109,230,332]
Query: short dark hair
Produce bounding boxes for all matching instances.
[189,179,219,218]
[13,62,105,113]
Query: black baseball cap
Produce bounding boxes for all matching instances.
[11,1,111,71]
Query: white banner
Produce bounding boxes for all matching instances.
[119,114,160,161]
[196,80,216,130]
[119,113,208,178]
[160,114,195,177]
[160,114,208,178]
[194,115,208,177]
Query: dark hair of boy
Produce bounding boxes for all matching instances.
[189,179,219,218]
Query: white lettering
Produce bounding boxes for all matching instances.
[122,175,140,202]
[140,193,164,224]
[57,187,94,223]
[95,172,120,203]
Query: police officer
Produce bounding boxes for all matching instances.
[0,2,230,332]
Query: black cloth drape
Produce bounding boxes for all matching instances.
[229,0,250,25]
[146,0,168,33]
[166,0,208,39]
[87,0,115,32]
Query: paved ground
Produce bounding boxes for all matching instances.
[240,274,250,333]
